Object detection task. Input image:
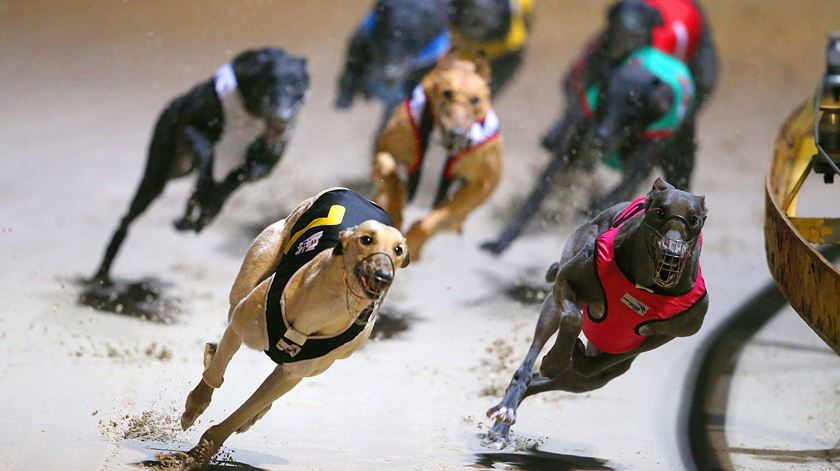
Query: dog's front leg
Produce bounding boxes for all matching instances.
[209,127,289,228]
[586,144,657,215]
[409,171,499,258]
[186,366,302,469]
[637,295,708,338]
[372,151,406,230]
[335,30,371,109]
[181,325,243,431]
[174,126,216,232]
[486,291,562,435]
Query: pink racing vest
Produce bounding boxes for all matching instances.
[581,197,706,354]
[404,84,500,207]
[646,0,704,62]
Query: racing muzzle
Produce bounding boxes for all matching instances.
[354,252,396,301]
[645,216,700,289]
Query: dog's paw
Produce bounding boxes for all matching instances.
[479,240,507,256]
[486,404,517,425]
[181,383,213,431]
[173,216,194,232]
[481,420,512,449]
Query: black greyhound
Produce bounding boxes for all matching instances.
[93,48,309,283]
[449,0,532,96]
[335,0,450,134]
[483,45,701,255]
[487,178,708,443]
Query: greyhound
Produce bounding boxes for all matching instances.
[93,48,309,283]
[449,0,533,96]
[545,0,718,151]
[335,0,450,138]
[483,45,698,254]
[177,188,410,468]
[372,49,503,260]
[486,178,708,442]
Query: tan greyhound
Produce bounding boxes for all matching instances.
[372,49,503,260]
[177,187,409,468]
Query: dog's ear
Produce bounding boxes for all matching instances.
[437,47,460,70]
[652,176,674,192]
[400,243,411,268]
[333,227,355,256]
[696,194,708,215]
[644,4,664,27]
[473,50,492,83]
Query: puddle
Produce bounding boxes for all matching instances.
[77,276,180,324]
[371,306,417,340]
[469,451,613,471]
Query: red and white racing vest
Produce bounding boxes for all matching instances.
[403,85,500,208]
[582,197,706,354]
[645,0,704,61]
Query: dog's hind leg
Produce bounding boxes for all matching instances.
[186,367,302,469]
[487,292,561,429]
[93,146,173,282]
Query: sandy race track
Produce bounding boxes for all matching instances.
[1,1,839,470]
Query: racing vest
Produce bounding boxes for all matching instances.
[212,62,266,180]
[581,197,706,354]
[581,47,695,142]
[263,189,393,365]
[451,0,533,61]
[404,84,501,207]
[645,0,704,62]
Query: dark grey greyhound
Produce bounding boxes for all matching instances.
[486,178,708,443]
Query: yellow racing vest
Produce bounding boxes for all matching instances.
[452,0,533,61]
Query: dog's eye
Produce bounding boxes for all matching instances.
[442,90,454,101]
[652,208,664,218]
[394,246,403,256]
[360,235,373,246]
[470,96,480,106]
[688,215,699,226]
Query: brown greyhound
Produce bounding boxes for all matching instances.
[372,49,503,260]
[176,188,409,468]
[486,178,708,443]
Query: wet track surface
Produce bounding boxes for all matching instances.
[1,1,839,469]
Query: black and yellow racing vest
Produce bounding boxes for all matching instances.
[451,0,532,61]
[264,188,393,364]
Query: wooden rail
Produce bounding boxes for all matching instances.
[765,101,840,355]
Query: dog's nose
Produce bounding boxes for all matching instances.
[373,267,394,283]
